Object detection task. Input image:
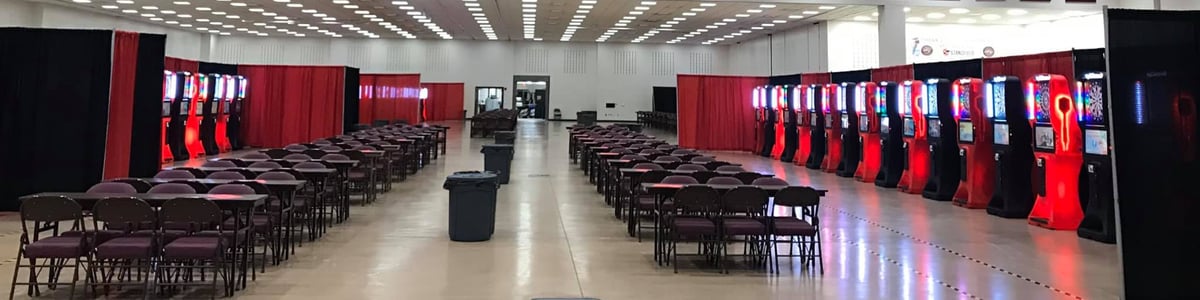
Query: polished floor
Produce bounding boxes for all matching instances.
[0,119,1121,299]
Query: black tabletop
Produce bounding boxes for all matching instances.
[22,192,266,210]
[640,183,828,196]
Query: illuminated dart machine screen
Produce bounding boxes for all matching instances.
[179,72,195,116]
[236,76,248,113]
[808,84,821,127]
[925,79,943,139]
[839,83,852,130]
[1079,72,1109,155]
[794,85,806,127]
[223,75,237,114]
[987,76,1012,145]
[824,84,838,128]
[954,78,975,143]
[856,82,871,132]
[163,71,177,117]
[901,81,917,138]
[878,82,890,134]
[1030,75,1057,152]
[209,75,224,115]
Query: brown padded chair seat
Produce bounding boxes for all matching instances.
[93,237,156,259]
[770,218,817,235]
[721,219,767,235]
[23,236,87,258]
[163,236,224,259]
[671,217,716,235]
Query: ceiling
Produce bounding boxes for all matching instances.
[833,5,1102,25]
[39,0,1096,44]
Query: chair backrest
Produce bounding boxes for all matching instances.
[283,153,313,160]
[206,171,246,180]
[147,183,197,194]
[637,170,672,185]
[20,195,84,222]
[208,183,256,195]
[620,155,647,161]
[321,153,352,161]
[248,161,283,169]
[241,152,271,159]
[632,163,664,170]
[638,149,663,155]
[201,160,238,168]
[704,161,731,170]
[751,177,789,186]
[313,140,333,146]
[292,161,328,169]
[256,171,297,180]
[108,178,153,192]
[721,187,770,215]
[714,165,745,172]
[706,176,743,185]
[231,180,271,194]
[154,169,197,179]
[774,186,821,207]
[733,172,764,184]
[675,164,707,171]
[92,197,156,230]
[654,156,682,163]
[353,145,377,151]
[86,182,137,194]
[672,186,720,214]
[284,144,309,151]
[345,141,363,146]
[159,198,223,233]
[670,149,694,155]
[661,175,699,184]
[690,156,715,163]
[319,145,343,151]
[263,148,292,159]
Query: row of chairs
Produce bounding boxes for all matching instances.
[636,111,676,131]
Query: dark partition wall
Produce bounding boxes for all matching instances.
[1106,9,1200,298]
[913,59,983,81]
[199,61,238,75]
[652,86,677,113]
[343,67,361,133]
[768,74,801,86]
[127,33,167,178]
[0,28,114,210]
[830,69,871,84]
[1072,48,1106,75]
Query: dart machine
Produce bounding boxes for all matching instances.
[854,82,881,182]
[821,84,843,173]
[770,85,787,159]
[1026,74,1084,230]
[755,86,776,157]
[778,85,801,162]
[952,77,995,208]
[1075,72,1116,243]
[792,85,811,164]
[875,82,905,187]
[985,76,1037,218]
[897,81,930,194]
[835,82,860,177]
[922,79,961,201]
[199,74,223,156]
[161,71,177,164]
[805,84,828,169]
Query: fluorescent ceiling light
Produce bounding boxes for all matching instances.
[819,6,836,10]
[949,8,970,14]
[927,12,945,19]
[735,14,749,18]
[682,12,696,16]
[747,9,762,13]
[788,15,804,19]
[1007,9,1028,16]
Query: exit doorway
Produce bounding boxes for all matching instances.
[513,75,550,119]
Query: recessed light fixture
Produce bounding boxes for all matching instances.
[1007,9,1028,16]
[735,14,749,18]
[102,5,118,9]
[747,9,762,13]
[196,7,211,11]
[691,8,705,12]
[802,11,817,15]
[682,12,696,16]
[819,6,836,10]
[949,8,970,14]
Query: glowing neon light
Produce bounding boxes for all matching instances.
[1134,81,1145,125]
[1026,81,1036,121]
[856,84,866,113]
[1076,81,1084,122]
[238,77,247,98]
[806,85,815,111]
[752,87,761,108]
[822,85,830,113]
[984,82,993,118]
[952,83,961,119]
[793,86,802,109]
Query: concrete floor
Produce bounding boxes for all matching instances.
[0,119,1121,299]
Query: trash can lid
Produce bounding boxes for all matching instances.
[481,144,515,153]
[443,171,499,189]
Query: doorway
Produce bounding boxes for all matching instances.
[474,86,506,116]
[513,75,550,119]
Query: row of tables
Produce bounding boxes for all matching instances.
[16,123,448,297]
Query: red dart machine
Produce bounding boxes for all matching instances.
[821,83,843,173]
[897,81,930,194]
[755,86,776,157]
[1026,74,1084,230]
[185,74,207,158]
[855,82,882,182]
[951,77,994,208]
[216,75,235,152]
[793,85,811,165]
[770,85,787,159]
[161,71,177,164]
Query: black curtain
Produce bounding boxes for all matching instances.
[652,86,676,113]
[768,74,801,86]
[1106,9,1200,298]
[127,33,166,178]
[1072,48,1106,76]
[913,59,983,81]
[0,28,114,211]
[343,67,360,133]
[198,61,238,76]
[830,69,872,84]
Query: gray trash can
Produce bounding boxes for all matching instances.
[481,144,515,184]
[494,131,516,145]
[442,171,500,242]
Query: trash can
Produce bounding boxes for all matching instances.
[443,171,501,242]
[481,144,515,184]
[494,131,516,145]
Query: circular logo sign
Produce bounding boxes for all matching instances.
[983,46,996,57]
[921,45,933,56]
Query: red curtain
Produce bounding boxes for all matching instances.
[801,72,832,85]
[871,64,915,82]
[164,56,198,73]
[423,82,465,121]
[676,75,766,151]
[360,74,421,123]
[982,51,1075,80]
[102,31,139,179]
[238,65,345,148]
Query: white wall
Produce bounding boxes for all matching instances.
[828,21,879,72]
[209,37,729,120]
[1,0,207,59]
[729,23,827,76]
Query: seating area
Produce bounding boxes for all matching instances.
[469,109,518,137]
[8,124,447,298]
[568,124,828,273]
[636,111,677,131]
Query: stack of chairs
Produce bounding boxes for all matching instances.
[637,111,676,131]
[470,109,518,137]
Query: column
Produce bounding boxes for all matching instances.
[877,5,906,67]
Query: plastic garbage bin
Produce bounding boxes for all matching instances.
[443,171,501,242]
[481,144,515,184]
[494,131,516,145]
